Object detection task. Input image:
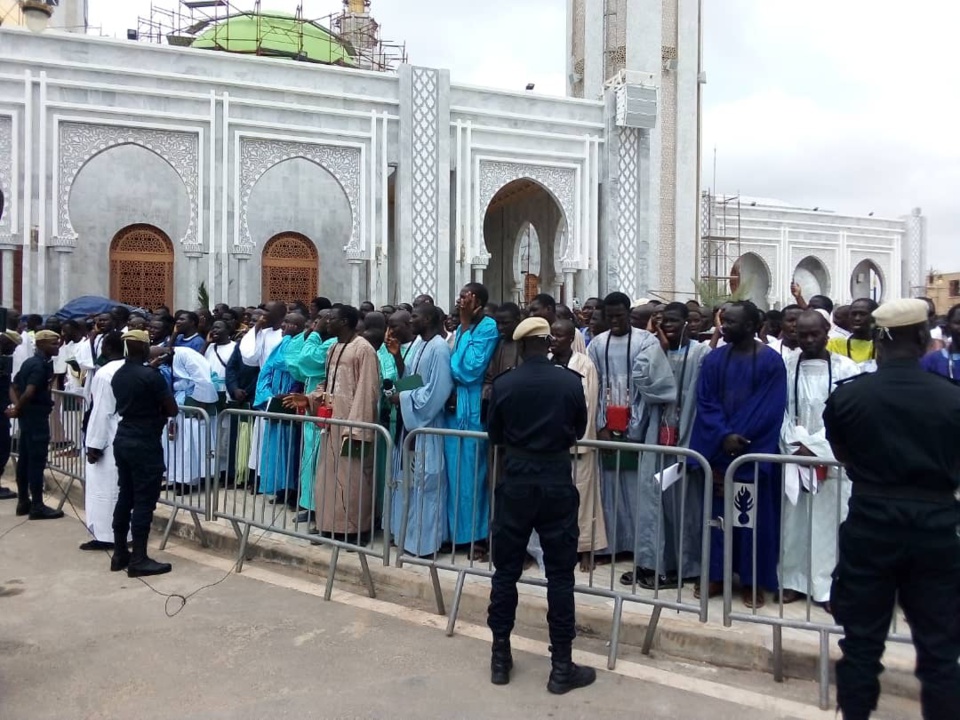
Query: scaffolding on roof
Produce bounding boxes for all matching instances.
[135,0,406,72]
[699,190,743,301]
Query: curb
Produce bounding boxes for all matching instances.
[55,476,919,702]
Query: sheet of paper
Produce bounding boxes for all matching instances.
[654,462,684,492]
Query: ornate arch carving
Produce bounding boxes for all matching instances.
[109,224,175,310]
[238,138,361,259]
[476,160,577,268]
[0,116,14,245]
[58,122,199,249]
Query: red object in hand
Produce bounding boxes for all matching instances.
[316,404,333,428]
[658,425,678,447]
[607,405,630,433]
[815,465,828,482]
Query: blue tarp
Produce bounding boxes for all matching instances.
[52,296,139,321]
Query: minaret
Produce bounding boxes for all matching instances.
[567,0,703,300]
[335,0,381,70]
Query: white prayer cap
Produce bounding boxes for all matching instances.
[872,298,928,329]
[814,309,832,325]
[513,317,551,341]
[632,297,651,308]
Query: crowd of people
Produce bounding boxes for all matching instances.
[0,286,956,608]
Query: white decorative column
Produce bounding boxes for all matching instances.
[0,116,15,309]
[233,244,253,306]
[563,269,577,305]
[398,65,452,303]
[185,247,204,309]
[349,260,362,307]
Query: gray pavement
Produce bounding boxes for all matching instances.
[0,497,919,720]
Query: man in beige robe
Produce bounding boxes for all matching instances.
[550,320,606,570]
[307,305,380,539]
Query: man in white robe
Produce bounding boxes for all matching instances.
[83,334,126,550]
[163,347,218,492]
[239,302,286,487]
[779,310,859,605]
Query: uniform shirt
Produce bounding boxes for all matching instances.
[112,360,174,439]
[488,355,587,455]
[823,357,960,497]
[13,353,54,418]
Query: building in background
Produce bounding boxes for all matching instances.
[922,271,960,315]
[700,194,926,310]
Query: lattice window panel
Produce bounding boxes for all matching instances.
[109,225,174,310]
[261,233,319,304]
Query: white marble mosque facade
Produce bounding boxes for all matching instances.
[0,18,925,313]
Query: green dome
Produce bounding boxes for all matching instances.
[190,11,355,66]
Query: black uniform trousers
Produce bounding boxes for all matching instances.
[112,433,166,540]
[15,413,50,505]
[0,410,12,475]
[488,459,580,650]
[831,500,960,720]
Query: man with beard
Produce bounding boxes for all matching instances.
[690,301,787,608]
[778,310,858,606]
[482,303,523,422]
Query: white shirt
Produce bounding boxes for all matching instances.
[205,341,236,394]
[239,326,283,368]
[11,331,34,378]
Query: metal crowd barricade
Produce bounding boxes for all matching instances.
[213,408,394,601]
[46,390,87,511]
[393,427,714,670]
[156,405,214,550]
[722,453,913,710]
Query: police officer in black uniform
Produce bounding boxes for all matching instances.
[109,330,179,578]
[485,316,595,694]
[7,329,64,519]
[823,298,960,720]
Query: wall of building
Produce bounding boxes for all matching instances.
[0,27,611,313]
[706,197,917,309]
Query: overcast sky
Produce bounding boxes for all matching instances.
[87,0,958,271]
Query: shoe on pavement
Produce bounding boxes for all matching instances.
[29,504,65,520]
[0,487,17,500]
[547,661,596,695]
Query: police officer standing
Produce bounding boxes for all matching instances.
[823,299,960,720]
[7,329,64,519]
[485,316,594,694]
[109,330,179,578]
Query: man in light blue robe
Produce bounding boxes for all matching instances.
[587,292,676,582]
[445,283,499,551]
[254,314,305,503]
[388,305,454,555]
[285,311,336,521]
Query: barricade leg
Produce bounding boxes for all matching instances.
[159,508,179,550]
[236,522,252,573]
[55,475,76,512]
[189,510,208,549]
[818,629,830,710]
[772,625,784,682]
[324,546,341,601]
[446,569,467,637]
[608,594,624,670]
[429,566,446,616]
[641,605,661,656]
[357,552,376,599]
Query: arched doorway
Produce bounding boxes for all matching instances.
[483,179,565,304]
[730,252,772,309]
[261,232,319,304]
[794,255,831,301]
[850,259,884,303]
[109,224,174,310]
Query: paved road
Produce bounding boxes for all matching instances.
[0,499,916,719]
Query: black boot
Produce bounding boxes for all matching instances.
[490,637,513,686]
[29,502,64,520]
[15,500,30,516]
[0,486,17,500]
[127,533,171,578]
[546,645,596,695]
[110,543,130,572]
